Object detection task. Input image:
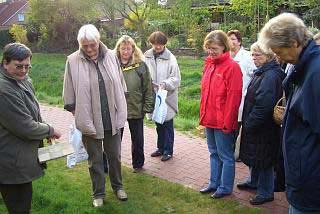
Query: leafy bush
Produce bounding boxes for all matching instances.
[0,30,13,48]
[9,24,28,44]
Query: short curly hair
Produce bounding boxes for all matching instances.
[259,13,313,49]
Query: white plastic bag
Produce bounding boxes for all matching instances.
[66,122,88,168]
[152,88,168,124]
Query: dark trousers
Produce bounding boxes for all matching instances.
[155,119,174,155]
[0,182,32,214]
[82,130,122,199]
[128,119,145,168]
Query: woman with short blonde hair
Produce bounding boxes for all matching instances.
[250,42,275,61]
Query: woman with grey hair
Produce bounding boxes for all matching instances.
[0,43,61,213]
[63,24,128,207]
[237,42,285,205]
[259,13,320,213]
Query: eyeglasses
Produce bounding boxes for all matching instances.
[15,64,32,70]
[205,47,221,52]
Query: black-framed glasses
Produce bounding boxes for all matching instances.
[15,64,32,70]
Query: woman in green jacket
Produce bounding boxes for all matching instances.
[0,43,61,213]
[114,35,154,172]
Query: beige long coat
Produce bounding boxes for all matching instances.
[63,42,127,139]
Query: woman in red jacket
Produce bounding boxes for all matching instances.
[199,30,242,199]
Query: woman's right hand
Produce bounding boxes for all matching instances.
[52,128,62,139]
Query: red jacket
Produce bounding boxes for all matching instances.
[200,52,242,133]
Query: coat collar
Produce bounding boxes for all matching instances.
[284,40,320,85]
[254,59,278,75]
[205,51,231,65]
[0,65,32,92]
[78,41,107,61]
[145,48,171,60]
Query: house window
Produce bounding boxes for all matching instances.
[0,0,7,3]
[18,14,25,22]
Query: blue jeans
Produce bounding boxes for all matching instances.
[206,128,236,194]
[289,205,318,214]
[156,119,174,155]
[244,167,274,198]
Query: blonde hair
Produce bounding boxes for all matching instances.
[77,24,100,46]
[114,35,144,65]
[259,13,313,49]
[250,42,275,61]
[203,30,231,52]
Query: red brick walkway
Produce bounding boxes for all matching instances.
[40,105,289,213]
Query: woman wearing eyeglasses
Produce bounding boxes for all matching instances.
[199,30,242,199]
[114,35,154,173]
[237,42,285,205]
[0,43,61,213]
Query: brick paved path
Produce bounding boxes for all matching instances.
[41,105,289,213]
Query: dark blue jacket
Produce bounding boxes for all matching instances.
[282,40,320,212]
[240,59,285,168]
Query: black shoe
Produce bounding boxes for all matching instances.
[161,154,172,161]
[249,195,274,205]
[236,182,257,190]
[211,191,231,199]
[151,150,162,157]
[199,186,216,194]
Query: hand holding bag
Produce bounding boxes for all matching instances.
[273,96,286,126]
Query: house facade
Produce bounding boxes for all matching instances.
[0,0,28,30]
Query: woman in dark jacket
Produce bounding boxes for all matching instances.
[259,13,320,213]
[0,43,61,213]
[238,42,285,205]
[114,35,154,172]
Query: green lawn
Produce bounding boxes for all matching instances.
[0,159,261,214]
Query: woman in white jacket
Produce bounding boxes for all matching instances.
[144,31,181,161]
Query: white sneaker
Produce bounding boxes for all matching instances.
[115,189,128,201]
[93,198,103,207]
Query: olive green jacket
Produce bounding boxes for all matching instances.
[0,67,53,184]
[122,61,154,119]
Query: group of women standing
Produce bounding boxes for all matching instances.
[199,30,285,205]
[200,13,320,214]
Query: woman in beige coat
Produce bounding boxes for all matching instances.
[144,31,181,161]
[63,24,128,207]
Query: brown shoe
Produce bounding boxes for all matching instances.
[115,189,128,201]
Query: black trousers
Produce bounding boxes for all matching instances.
[128,119,145,168]
[0,182,32,214]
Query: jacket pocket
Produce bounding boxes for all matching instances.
[286,147,302,186]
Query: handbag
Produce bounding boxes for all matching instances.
[273,96,286,126]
